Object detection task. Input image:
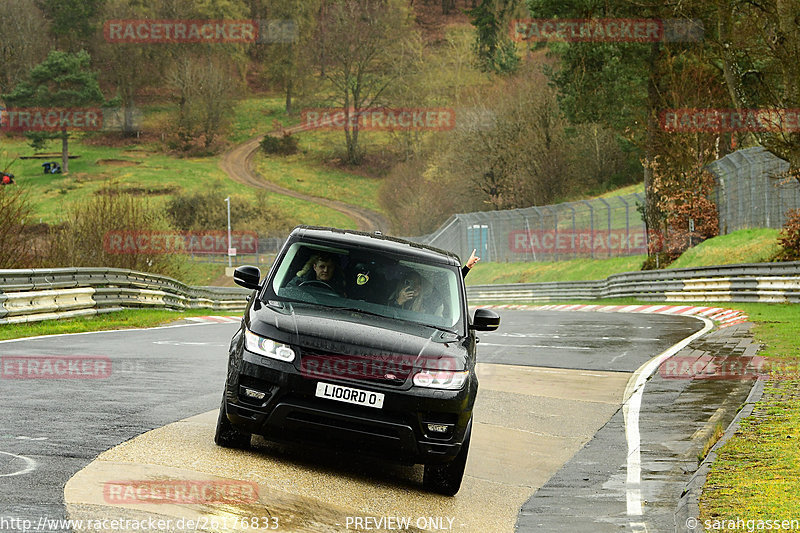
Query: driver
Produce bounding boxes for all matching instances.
[288,252,345,295]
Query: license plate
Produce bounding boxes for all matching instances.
[315,382,384,409]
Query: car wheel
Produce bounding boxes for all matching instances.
[423,420,471,496]
[214,396,251,449]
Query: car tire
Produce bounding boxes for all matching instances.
[214,396,251,449]
[423,420,471,496]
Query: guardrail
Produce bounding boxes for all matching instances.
[0,267,251,324]
[466,262,800,304]
[2,262,799,324]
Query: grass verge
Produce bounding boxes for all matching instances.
[698,302,800,522]
[667,228,781,269]
[464,227,783,286]
[464,256,647,285]
[0,308,233,342]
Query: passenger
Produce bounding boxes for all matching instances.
[389,271,424,312]
[462,249,480,278]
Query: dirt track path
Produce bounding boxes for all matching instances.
[219,135,390,232]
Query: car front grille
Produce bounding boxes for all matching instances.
[299,349,411,387]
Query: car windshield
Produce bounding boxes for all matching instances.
[265,241,463,333]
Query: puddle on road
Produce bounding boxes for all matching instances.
[64,410,532,532]
[64,364,632,532]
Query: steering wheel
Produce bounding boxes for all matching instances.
[298,279,338,293]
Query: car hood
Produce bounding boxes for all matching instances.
[246,301,469,371]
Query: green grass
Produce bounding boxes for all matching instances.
[245,99,391,214]
[699,302,800,522]
[4,120,357,229]
[180,260,229,286]
[464,255,647,285]
[0,308,229,341]
[253,151,384,213]
[668,228,781,269]
[228,97,289,144]
[593,183,644,199]
[466,228,783,286]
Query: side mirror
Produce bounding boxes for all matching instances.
[233,265,261,290]
[471,308,500,331]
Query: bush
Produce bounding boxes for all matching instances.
[165,187,291,237]
[0,187,35,268]
[164,127,225,157]
[259,133,298,156]
[44,188,186,279]
[775,209,800,261]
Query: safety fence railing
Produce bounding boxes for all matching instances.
[2,262,799,324]
[466,262,800,305]
[0,267,251,324]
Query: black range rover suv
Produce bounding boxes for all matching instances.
[214,226,500,495]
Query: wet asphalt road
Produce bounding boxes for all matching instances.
[0,310,728,532]
[0,322,235,531]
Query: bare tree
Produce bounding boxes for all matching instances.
[259,0,321,114]
[0,0,51,94]
[0,186,34,268]
[167,55,241,152]
[92,0,170,135]
[313,0,417,164]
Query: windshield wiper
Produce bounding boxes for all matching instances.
[416,323,459,335]
[327,305,390,320]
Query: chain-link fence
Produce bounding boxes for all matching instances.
[708,146,800,234]
[417,146,800,263]
[186,237,285,266]
[415,193,648,263]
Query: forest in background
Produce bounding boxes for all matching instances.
[2,0,800,272]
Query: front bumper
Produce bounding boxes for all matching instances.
[225,352,474,464]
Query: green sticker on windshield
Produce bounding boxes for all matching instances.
[356,273,369,285]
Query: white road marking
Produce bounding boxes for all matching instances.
[622,316,713,518]
[0,320,234,345]
[479,343,594,350]
[152,341,226,346]
[0,450,37,477]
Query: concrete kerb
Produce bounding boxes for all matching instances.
[677,378,766,532]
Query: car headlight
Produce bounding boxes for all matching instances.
[412,370,468,390]
[244,330,296,362]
